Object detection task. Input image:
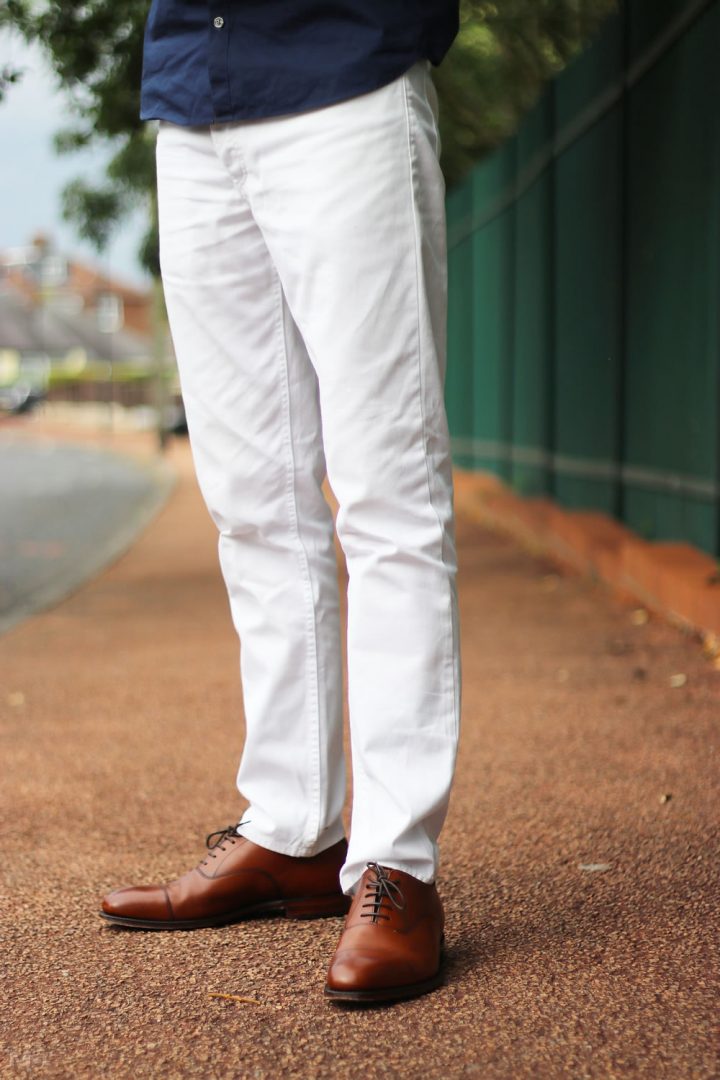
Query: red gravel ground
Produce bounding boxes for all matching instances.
[1,431,718,1079]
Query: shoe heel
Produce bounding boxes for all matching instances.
[284,894,351,920]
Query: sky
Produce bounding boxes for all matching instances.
[0,31,150,289]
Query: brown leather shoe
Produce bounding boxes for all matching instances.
[324,862,445,1003]
[100,826,350,930]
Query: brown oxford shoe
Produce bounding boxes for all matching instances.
[324,862,445,1004]
[100,826,350,930]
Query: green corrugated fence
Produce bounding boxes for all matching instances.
[445,0,720,557]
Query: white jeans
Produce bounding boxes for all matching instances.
[156,59,461,893]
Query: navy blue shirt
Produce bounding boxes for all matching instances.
[140,1,459,125]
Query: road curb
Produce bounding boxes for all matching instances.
[453,467,720,640]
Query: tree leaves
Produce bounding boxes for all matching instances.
[437,0,617,186]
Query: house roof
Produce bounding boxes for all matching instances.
[0,237,154,339]
[0,286,150,362]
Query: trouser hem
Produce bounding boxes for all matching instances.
[340,859,437,896]
[235,819,347,859]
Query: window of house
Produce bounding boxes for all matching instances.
[96,293,124,334]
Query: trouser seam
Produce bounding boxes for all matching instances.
[271,271,324,847]
[237,819,346,860]
[400,73,459,743]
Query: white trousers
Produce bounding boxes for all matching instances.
[156,59,461,894]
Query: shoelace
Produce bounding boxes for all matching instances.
[360,862,406,922]
[199,820,249,867]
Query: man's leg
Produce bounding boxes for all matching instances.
[100,121,353,930]
[228,60,461,896]
[154,121,347,857]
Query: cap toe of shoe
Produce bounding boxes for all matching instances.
[101,885,173,921]
[326,949,419,993]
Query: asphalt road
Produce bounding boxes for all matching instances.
[0,433,172,634]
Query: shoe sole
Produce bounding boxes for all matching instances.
[323,968,444,1005]
[99,893,351,931]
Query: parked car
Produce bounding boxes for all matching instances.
[163,397,188,436]
[0,384,46,415]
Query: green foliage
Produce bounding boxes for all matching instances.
[47,363,155,387]
[60,180,124,250]
[437,0,617,186]
[0,0,156,271]
[1,0,616,266]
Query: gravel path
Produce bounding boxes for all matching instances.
[1,436,718,1079]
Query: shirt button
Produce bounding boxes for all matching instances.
[213,16,224,28]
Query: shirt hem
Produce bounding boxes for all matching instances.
[140,57,428,127]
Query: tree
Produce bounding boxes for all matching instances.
[435,0,617,185]
[0,0,158,274]
[1,0,617,267]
